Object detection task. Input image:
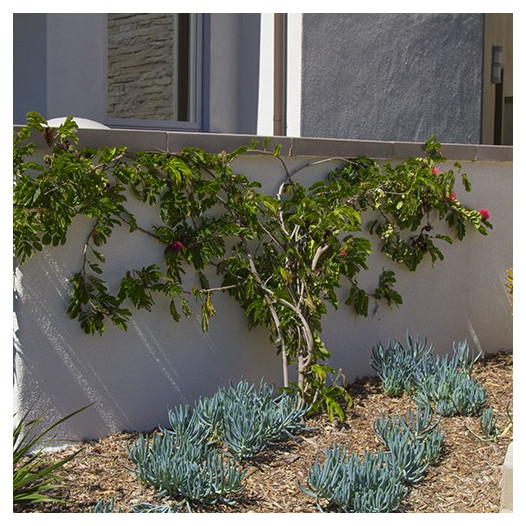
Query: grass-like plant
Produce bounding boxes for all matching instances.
[370,333,434,396]
[91,497,178,513]
[13,405,89,509]
[413,363,487,416]
[373,405,444,482]
[90,497,123,513]
[466,403,513,442]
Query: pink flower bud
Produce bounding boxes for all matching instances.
[431,167,440,176]
[339,250,347,256]
[169,240,185,253]
[480,209,490,221]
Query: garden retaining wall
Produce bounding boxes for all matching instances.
[13,128,513,441]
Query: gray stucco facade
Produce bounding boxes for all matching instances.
[301,14,484,144]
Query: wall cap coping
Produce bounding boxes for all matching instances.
[14,126,513,163]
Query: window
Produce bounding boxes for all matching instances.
[105,13,201,130]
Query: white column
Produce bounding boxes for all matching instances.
[286,13,302,137]
[257,13,275,136]
[257,13,303,137]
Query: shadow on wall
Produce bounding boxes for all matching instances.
[13,243,282,441]
[13,151,512,442]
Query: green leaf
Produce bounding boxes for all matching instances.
[436,234,453,244]
[345,286,369,316]
[25,111,47,130]
[91,249,106,262]
[88,262,103,275]
[169,300,181,322]
[462,172,472,192]
[278,267,293,285]
[57,116,79,143]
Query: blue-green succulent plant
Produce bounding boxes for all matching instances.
[372,334,487,416]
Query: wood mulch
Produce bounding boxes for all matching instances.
[16,351,512,513]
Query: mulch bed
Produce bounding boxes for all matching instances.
[17,351,513,513]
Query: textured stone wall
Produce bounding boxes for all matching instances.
[107,14,175,120]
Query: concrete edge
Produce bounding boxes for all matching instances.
[13,126,513,163]
[500,441,513,512]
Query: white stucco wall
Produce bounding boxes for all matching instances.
[13,134,512,442]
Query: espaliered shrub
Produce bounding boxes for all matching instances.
[371,335,487,416]
[127,379,309,510]
[299,404,444,512]
[14,113,492,419]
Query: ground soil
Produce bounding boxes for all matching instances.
[17,351,512,513]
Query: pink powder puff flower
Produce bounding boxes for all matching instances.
[449,191,456,201]
[339,250,347,256]
[431,167,440,176]
[480,209,490,221]
[169,240,185,253]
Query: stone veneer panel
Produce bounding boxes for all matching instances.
[107,14,175,121]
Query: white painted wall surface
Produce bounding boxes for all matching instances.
[13,150,512,441]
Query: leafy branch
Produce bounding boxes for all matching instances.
[14,115,492,419]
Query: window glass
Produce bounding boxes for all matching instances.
[106,13,199,127]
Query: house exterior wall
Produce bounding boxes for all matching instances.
[13,13,48,124]
[14,13,512,145]
[207,13,261,134]
[12,13,261,134]
[46,13,108,125]
[13,129,512,441]
[301,13,485,144]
